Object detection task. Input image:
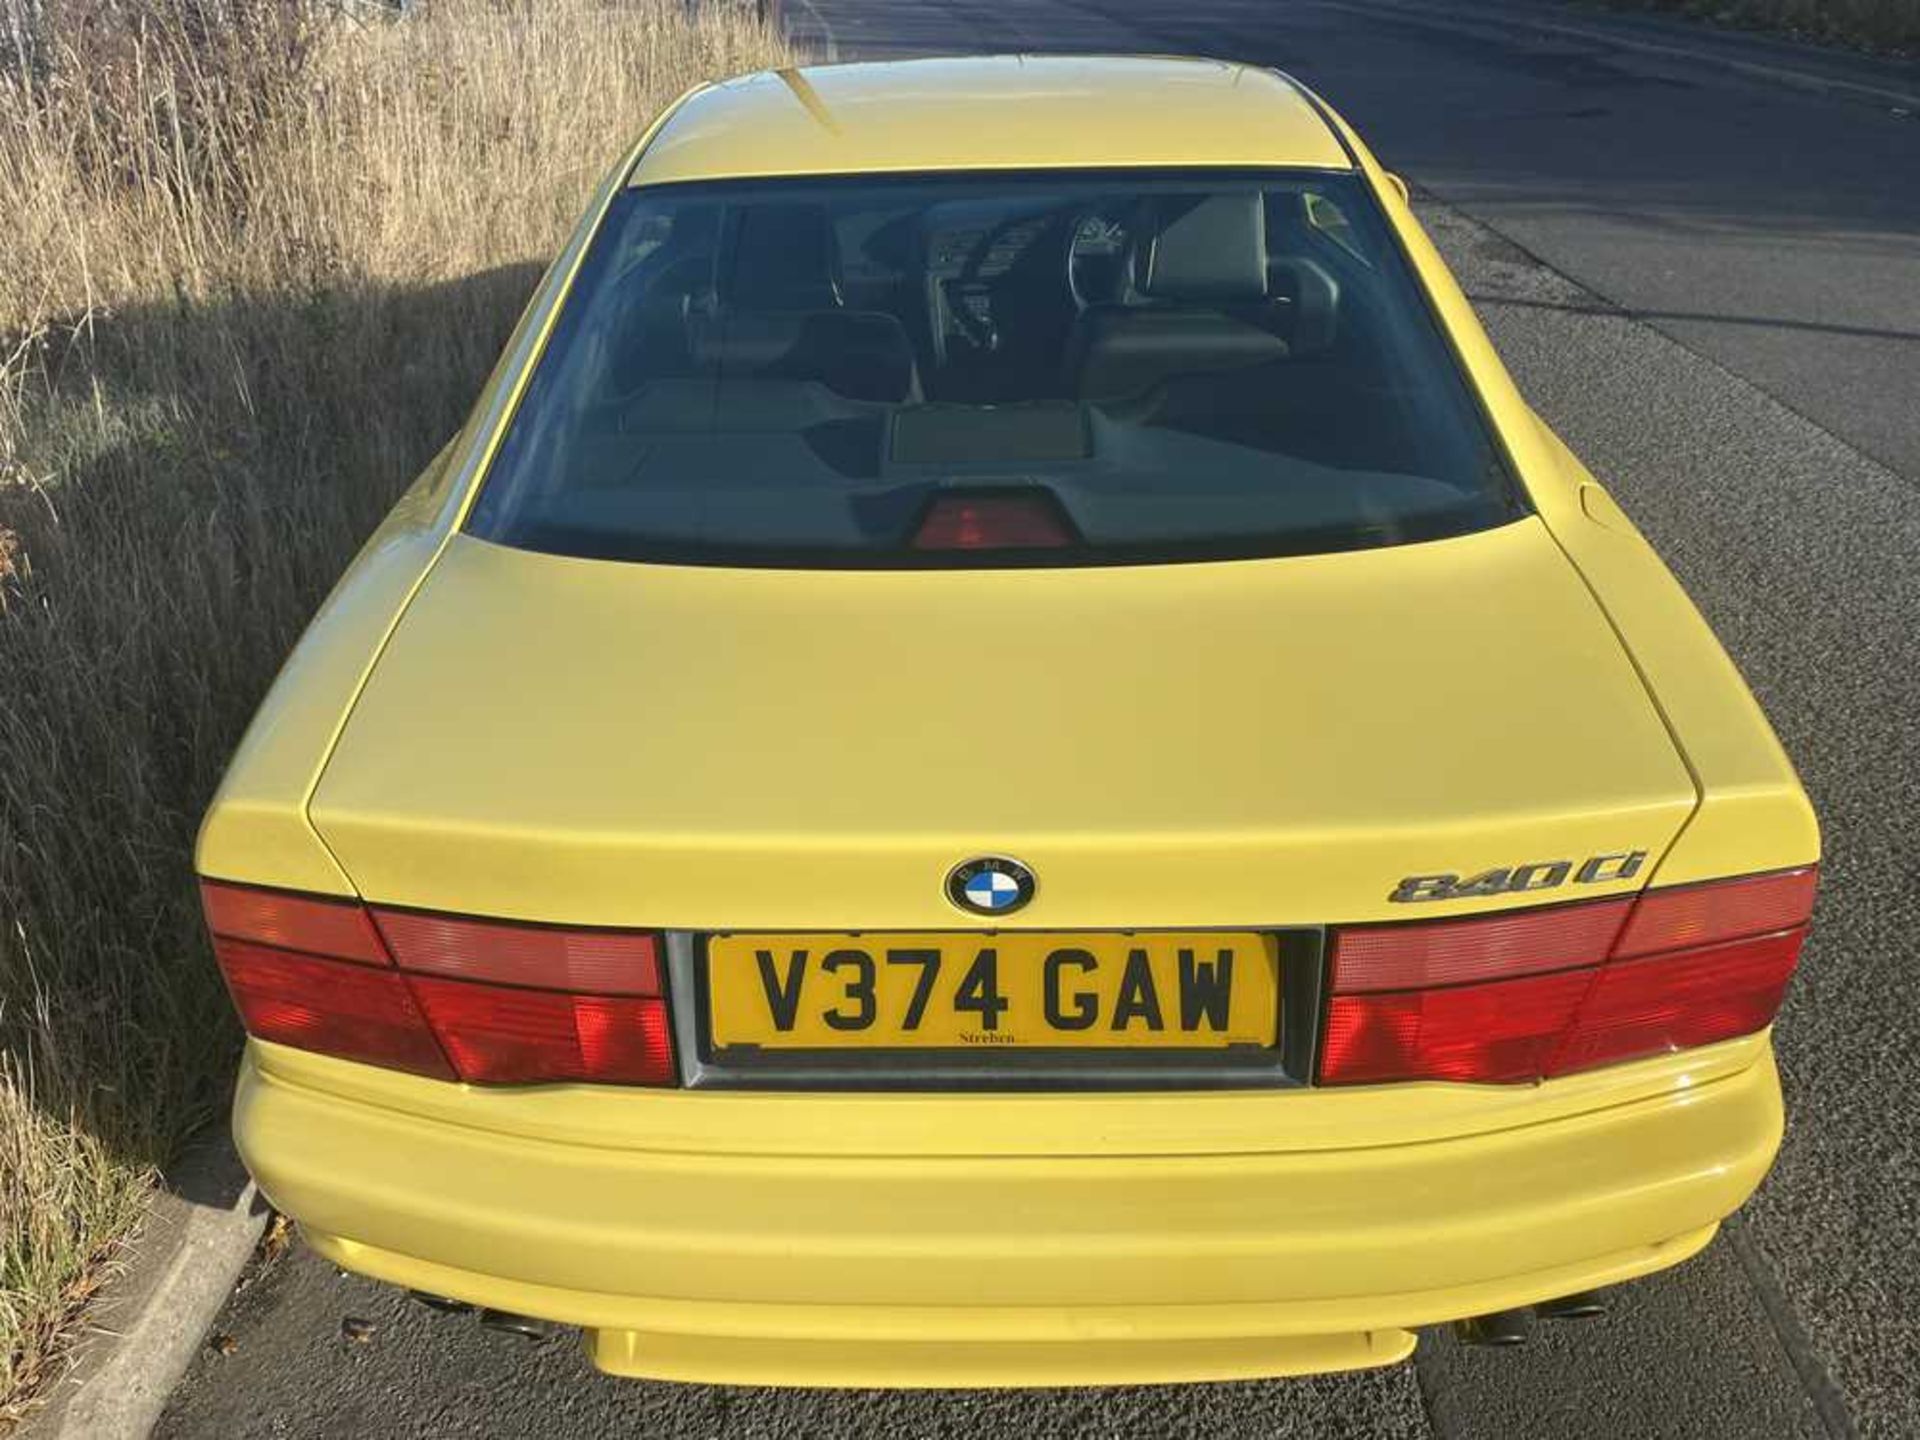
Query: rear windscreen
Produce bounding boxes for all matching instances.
[466,170,1522,567]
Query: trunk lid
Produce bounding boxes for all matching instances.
[309,520,1695,928]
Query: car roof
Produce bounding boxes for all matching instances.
[628,55,1353,186]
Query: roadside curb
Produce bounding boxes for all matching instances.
[20,1129,267,1440]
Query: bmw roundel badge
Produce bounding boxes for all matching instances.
[947,856,1036,917]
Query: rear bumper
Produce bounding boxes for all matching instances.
[235,1035,1784,1386]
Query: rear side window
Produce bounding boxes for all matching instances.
[467,170,1521,567]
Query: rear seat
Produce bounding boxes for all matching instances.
[678,201,923,403]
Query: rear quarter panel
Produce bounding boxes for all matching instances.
[1528,427,1820,884]
[1313,89,1818,886]
[196,109,692,892]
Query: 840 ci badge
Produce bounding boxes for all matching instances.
[1390,849,1648,903]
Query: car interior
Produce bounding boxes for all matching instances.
[469,175,1514,559]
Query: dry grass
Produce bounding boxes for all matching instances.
[1591,0,1920,53]
[0,0,793,1422]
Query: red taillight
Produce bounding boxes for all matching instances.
[912,492,1077,549]
[200,880,675,1087]
[1548,928,1804,1076]
[373,909,661,995]
[1613,867,1817,958]
[409,977,674,1085]
[1324,969,1593,1085]
[201,883,387,964]
[212,937,455,1080]
[1319,867,1816,1086]
[1331,898,1630,993]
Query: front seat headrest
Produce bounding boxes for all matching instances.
[724,203,843,311]
[1140,194,1268,303]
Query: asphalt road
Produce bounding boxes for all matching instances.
[159,4,1919,1437]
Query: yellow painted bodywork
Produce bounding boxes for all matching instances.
[301,520,1697,929]
[629,57,1351,185]
[195,98,688,898]
[197,56,1819,1385]
[240,1034,1776,1386]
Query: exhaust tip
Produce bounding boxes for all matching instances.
[1453,1308,1531,1347]
[1536,1289,1609,1321]
[477,1308,554,1342]
[407,1291,472,1316]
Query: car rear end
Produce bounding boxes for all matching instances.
[196,58,1818,1385]
[214,895,1802,1384]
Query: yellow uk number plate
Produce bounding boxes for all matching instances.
[706,932,1279,1051]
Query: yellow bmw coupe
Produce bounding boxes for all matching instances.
[197,56,1819,1385]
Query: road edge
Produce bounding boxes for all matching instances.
[18,1129,266,1440]
[1314,0,1920,110]
[1724,1216,1860,1440]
